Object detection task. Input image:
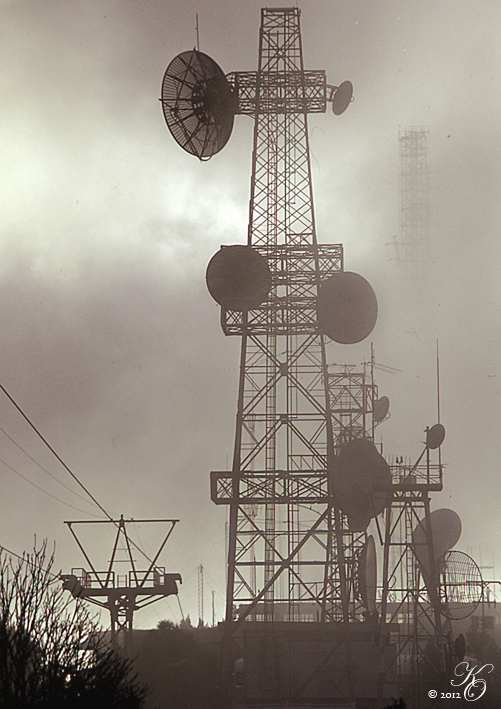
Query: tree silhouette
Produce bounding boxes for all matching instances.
[0,541,146,708]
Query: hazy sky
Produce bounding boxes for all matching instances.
[1,0,500,628]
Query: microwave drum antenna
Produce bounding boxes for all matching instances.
[161,50,235,159]
[329,438,392,530]
[358,535,377,613]
[412,507,462,578]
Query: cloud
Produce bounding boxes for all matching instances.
[0,0,499,625]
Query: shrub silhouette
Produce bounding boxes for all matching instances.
[0,541,146,709]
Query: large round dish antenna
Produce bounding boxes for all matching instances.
[206,245,272,311]
[332,81,353,115]
[330,438,392,530]
[412,508,462,579]
[440,550,483,620]
[358,535,377,613]
[317,272,378,344]
[161,50,235,159]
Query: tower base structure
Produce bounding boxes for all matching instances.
[229,621,397,708]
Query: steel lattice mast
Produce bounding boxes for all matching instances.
[208,9,370,704]
[217,6,345,625]
[393,126,431,277]
[161,9,459,706]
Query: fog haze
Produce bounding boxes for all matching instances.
[1,0,500,626]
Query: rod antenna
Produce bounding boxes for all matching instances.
[436,339,441,423]
[436,339,442,469]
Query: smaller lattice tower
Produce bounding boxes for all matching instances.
[393,127,431,279]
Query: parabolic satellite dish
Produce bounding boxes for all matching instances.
[206,245,272,311]
[412,508,462,582]
[329,438,392,530]
[358,535,377,613]
[317,272,378,344]
[373,396,390,423]
[332,80,353,115]
[426,423,446,450]
[161,50,236,159]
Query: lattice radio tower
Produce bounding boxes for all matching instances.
[393,126,431,277]
[161,7,381,705]
[160,7,466,708]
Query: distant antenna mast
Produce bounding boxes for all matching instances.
[198,563,204,625]
[195,12,200,51]
[392,126,431,278]
[436,339,442,469]
[436,339,441,423]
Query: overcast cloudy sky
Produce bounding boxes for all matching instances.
[1,0,500,628]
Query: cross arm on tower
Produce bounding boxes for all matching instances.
[227,71,341,115]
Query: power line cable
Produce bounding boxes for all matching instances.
[0,382,157,567]
[0,383,112,520]
[0,424,96,507]
[0,543,59,580]
[0,455,104,518]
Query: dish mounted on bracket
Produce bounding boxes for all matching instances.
[373,395,390,423]
[440,550,483,620]
[331,80,353,115]
[329,438,392,531]
[412,507,462,591]
[161,50,236,159]
[317,271,378,344]
[426,423,446,450]
[206,245,272,311]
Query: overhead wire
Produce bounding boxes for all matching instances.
[0,455,104,518]
[0,382,113,521]
[0,543,60,580]
[0,386,185,633]
[0,382,158,567]
[0,424,97,508]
